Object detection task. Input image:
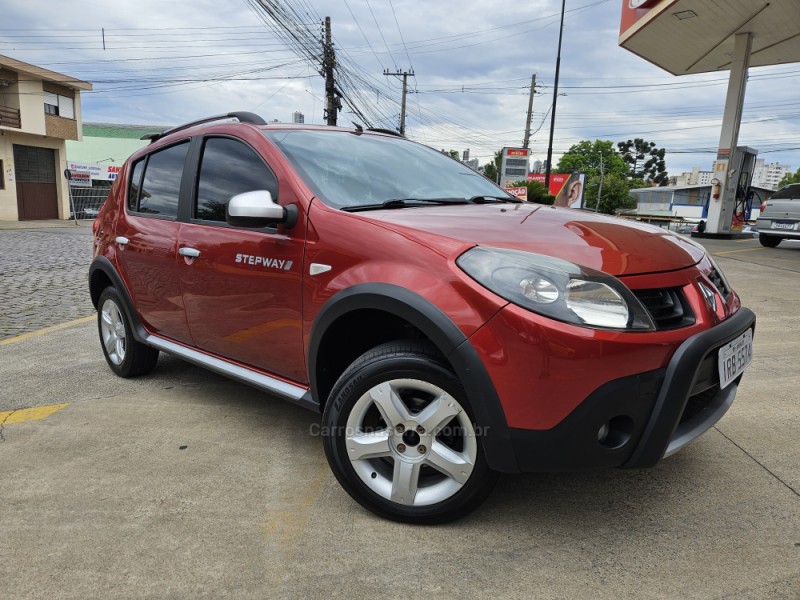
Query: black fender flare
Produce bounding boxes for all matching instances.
[308,283,519,472]
[89,256,150,344]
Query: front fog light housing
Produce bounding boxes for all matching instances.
[457,247,655,331]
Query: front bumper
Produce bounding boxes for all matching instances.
[507,306,756,472]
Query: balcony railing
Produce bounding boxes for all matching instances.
[0,106,21,128]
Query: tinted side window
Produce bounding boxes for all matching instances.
[137,142,189,217]
[196,137,278,222]
[128,159,144,211]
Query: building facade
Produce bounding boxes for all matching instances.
[670,166,714,187]
[752,159,789,190]
[0,55,92,221]
[629,183,774,221]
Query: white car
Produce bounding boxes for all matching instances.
[756,184,800,247]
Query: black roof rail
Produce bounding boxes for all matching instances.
[367,127,404,138]
[140,111,267,143]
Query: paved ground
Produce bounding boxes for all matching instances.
[0,222,798,598]
[0,221,94,340]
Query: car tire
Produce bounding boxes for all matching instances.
[322,340,499,524]
[758,233,781,248]
[97,286,159,377]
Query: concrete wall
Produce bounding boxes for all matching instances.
[66,136,149,167]
[17,79,45,136]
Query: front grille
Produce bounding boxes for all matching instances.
[708,267,731,302]
[679,385,719,425]
[633,287,695,330]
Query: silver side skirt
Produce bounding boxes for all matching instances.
[146,335,318,412]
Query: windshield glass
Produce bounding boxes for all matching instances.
[263,129,508,209]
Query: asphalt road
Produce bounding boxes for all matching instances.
[0,223,798,598]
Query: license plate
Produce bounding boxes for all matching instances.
[772,222,795,230]
[718,329,753,389]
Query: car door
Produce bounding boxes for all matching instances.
[114,140,194,344]
[177,135,306,383]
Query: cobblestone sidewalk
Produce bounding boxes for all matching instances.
[0,225,95,340]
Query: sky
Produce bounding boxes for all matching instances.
[2,0,798,176]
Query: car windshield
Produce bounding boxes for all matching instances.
[263,129,509,209]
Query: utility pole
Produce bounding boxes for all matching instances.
[384,69,414,135]
[323,17,338,126]
[523,74,536,149]
[595,153,605,212]
[545,0,566,188]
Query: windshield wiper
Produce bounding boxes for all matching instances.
[468,195,521,204]
[341,198,470,212]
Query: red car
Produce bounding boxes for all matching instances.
[90,113,755,523]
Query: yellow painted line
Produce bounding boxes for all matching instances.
[0,403,70,425]
[712,247,766,255]
[0,315,95,346]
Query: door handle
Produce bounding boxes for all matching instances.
[179,247,201,258]
[115,236,129,245]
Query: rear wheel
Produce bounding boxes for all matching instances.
[322,341,498,524]
[758,233,781,248]
[97,287,159,377]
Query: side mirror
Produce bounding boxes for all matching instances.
[226,190,298,229]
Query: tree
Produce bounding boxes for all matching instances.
[441,149,460,160]
[556,140,638,214]
[481,150,503,184]
[556,140,627,179]
[777,167,800,189]
[583,173,636,214]
[617,138,668,186]
[510,179,555,205]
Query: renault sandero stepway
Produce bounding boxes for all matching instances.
[90,112,755,523]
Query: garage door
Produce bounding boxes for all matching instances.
[13,145,58,220]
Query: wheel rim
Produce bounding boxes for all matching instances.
[100,298,126,365]
[344,378,477,507]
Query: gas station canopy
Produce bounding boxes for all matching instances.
[619,0,800,76]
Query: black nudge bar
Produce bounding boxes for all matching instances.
[624,306,756,468]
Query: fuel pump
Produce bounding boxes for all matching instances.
[709,146,758,234]
[731,169,751,230]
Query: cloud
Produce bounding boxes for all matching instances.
[2,0,797,175]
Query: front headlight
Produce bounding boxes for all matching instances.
[457,247,655,331]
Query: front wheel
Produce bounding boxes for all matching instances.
[758,233,782,248]
[322,341,498,524]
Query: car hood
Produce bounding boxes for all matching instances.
[363,204,705,277]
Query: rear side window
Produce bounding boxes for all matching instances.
[128,160,144,211]
[770,184,800,200]
[195,137,278,222]
[134,141,190,217]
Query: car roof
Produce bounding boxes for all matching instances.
[142,112,402,145]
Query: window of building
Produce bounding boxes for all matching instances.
[43,91,75,118]
[0,159,4,189]
[195,137,278,223]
